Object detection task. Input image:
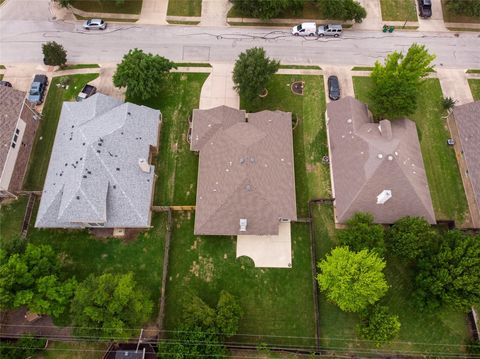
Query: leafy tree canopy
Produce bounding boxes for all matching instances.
[387,216,437,260]
[414,230,480,310]
[338,212,385,254]
[71,272,153,339]
[233,47,279,101]
[0,336,47,359]
[113,48,176,100]
[358,305,401,346]
[370,43,436,119]
[316,0,367,22]
[445,0,480,18]
[42,41,67,67]
[317,247,388,312]
[232,0,302,20]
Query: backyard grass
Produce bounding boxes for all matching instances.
[352,76,469,224]
[469,79,480,100]
[312,204,469,355]
[32,341,107,359]
[70,0,142,14]
[167,0,202,17]
[23,73,99,191]
[241,74,330,217]
[57,64,100,71]
[128,72,209,205]
[380,0,418,21]
[441,0,480,23]
[165,213,316,347]
[0,198,167,324]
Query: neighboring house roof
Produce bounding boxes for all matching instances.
[0,86,27,176]
[36,94,160,228]
[191,106,297,235]
[326,96,435,224]
[451,101,480,214]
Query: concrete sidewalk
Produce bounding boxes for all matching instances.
[199,63,239,109]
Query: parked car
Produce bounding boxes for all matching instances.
[28,74,48,105]
[317,24,343,37]
[328,76,340,101]
[76,84,97,101]
[0,80,12,87]
[292,22,317,36]
[83,19,107,30]
[418,0,432,18]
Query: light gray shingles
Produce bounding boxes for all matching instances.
[35,94,160,228]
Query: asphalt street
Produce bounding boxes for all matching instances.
[1,0,480,68]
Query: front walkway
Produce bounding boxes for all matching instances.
[138,0,168,25]
[200,0,231,27]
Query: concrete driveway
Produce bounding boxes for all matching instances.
[89,66,125,100]
[355,0,383,31]
[437,68,474,105]
[199,63,239,109]
[322,66,355,103]
[417,0,447,32]
[236,222,292,268]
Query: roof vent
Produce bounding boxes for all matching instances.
[138,158,150,173]
[377,153,383,159]
[239,218,247,232]
[387,155,393,161]
[376,190,392,204]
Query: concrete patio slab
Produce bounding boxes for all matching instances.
[236,222,292,268]
[199,63,239,109]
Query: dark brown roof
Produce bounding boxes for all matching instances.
[326,97,436,224]
[0,86,27,174]
[191,106,297,235]
[452,101,480,214]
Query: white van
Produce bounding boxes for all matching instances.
[292,22,317,36]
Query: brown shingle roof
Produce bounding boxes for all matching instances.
[192,106,297,235]
[452,101,480,215]
[0,87,26,175]
[326,97,436,224]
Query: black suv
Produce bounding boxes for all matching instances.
[418,0,432,18]
[328,76,340,101]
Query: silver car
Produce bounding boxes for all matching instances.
[83,19,107,30]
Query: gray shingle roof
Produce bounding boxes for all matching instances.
[326,97,436,224]
[452,101,480,215]
[191,106,297,235]
[35,94,160,228]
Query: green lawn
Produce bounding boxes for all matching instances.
[70,0,142,14]
[173,62,212,68]
[351,66,373,71]
[167,0,202,17]
[352,77,469,224]
[228,1,326,20]
[165,213,316,347]
[58,64,100,71]
[380,0,418,21]
[128,73,209,206]
[312,204,469,355]
[241,74,330,216]
[32,341,107,359]
[441,0,480,23]
[279,64,322,70]
[23,73,99,191]
[469,79,480,100]
[0,198,167,324]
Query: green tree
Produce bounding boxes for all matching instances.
[216,290,242,337]
[370,44,436,119]
[0,336,47,359]
[415,230,480,310]
[231,0,302,20]
[446,0,480,18]
[337,212,385,254]
[358,305,401,346]
[42,41,67,67]
[183,295,216,329]
[113,48,176,100]
[317,247,388,312]
[387,216,436,260]
[233,47,279,101]
[71,272,153,339]
[316,0,367,22]
[0,244,74,317]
